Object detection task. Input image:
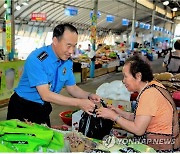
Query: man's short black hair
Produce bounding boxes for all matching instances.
[53,23,78,40]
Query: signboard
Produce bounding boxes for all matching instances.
[139,22,145,29]
[144,24,150,29]
[122,19,129,26]
[106,15,115,23]
[90,11,101,19]
[90,26,96,40]
[65,6,78,16]
[6,20,11,53]
[135,21,138,27]
[154,26,159,31]
[31,13,47,21]
[159,27,163,32]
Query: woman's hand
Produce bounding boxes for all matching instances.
[108,105,122,114]
[96,107,118,121]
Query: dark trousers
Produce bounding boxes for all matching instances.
[162,49,168,56]
[7,92,52,127]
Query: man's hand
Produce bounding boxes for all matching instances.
[78,99,96,115]
[88,93,101,105]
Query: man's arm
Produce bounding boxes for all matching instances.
[66,85,91,99]
[66,85,101,104]
[36,84,95,114]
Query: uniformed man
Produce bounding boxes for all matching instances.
[7,23,101,127]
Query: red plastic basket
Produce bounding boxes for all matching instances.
[59,110,73,126]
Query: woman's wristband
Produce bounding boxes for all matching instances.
[88,93,92,100]
[114,115,121,123]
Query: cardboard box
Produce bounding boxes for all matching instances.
[94,68,108,77]
[72,110,83,131]
[87,68,108,77]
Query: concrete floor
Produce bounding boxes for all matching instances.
[0,57,166,127]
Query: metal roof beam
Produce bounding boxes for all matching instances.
[116,0,173,23]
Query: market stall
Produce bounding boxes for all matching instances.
[0,60,25,105]
[153,72,180,120]
[0,119,156,153]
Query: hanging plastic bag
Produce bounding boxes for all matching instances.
[78,100,114,140]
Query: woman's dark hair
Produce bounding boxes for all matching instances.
[125,55,154,82]
[174,39,180,50]
[53,23,78,41]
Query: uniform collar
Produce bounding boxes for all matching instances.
[47,45,59,63]
[47,45,70,64]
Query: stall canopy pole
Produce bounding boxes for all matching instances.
[163,7,168,41]
[130,0,137,51]
[5,0,15,61]
[170,17,175,48]
[90,0,98,78]
[151,0,156,48]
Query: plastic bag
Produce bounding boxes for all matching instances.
[0,119,65,152]
[96,80,130,101]
[78,100,113,140]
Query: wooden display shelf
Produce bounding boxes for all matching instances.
[0,98,9,108]
[107,67,116,73]
[87,68,108,77]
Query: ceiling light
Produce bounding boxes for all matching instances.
[163,1,169,6]
[3,3,8,8]
[16,5,21,11]
[172,7,177,11]
[22,2,28,5]
[22,0,29,5]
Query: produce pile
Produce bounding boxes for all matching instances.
[65,132,97,152]
[153,72,180,93]
[64,131,156,153]
[72,54,90,63]
[95,45,118,67]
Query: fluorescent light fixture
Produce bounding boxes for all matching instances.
[172,7,177,11]
[163,1,169,6]
[16,5,21,10]
[22,2,28,5]
[22,0,29,5]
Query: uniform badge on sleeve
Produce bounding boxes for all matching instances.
[63,68,66,75]
[37,51,48,61]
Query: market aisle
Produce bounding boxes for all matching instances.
[0,57,166,126]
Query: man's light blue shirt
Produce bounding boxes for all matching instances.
[15,45,76,104]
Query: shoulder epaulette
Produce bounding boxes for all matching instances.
[37,51,48,61]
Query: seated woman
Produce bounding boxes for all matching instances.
[96,55,179,152]
[163,39,180,73]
